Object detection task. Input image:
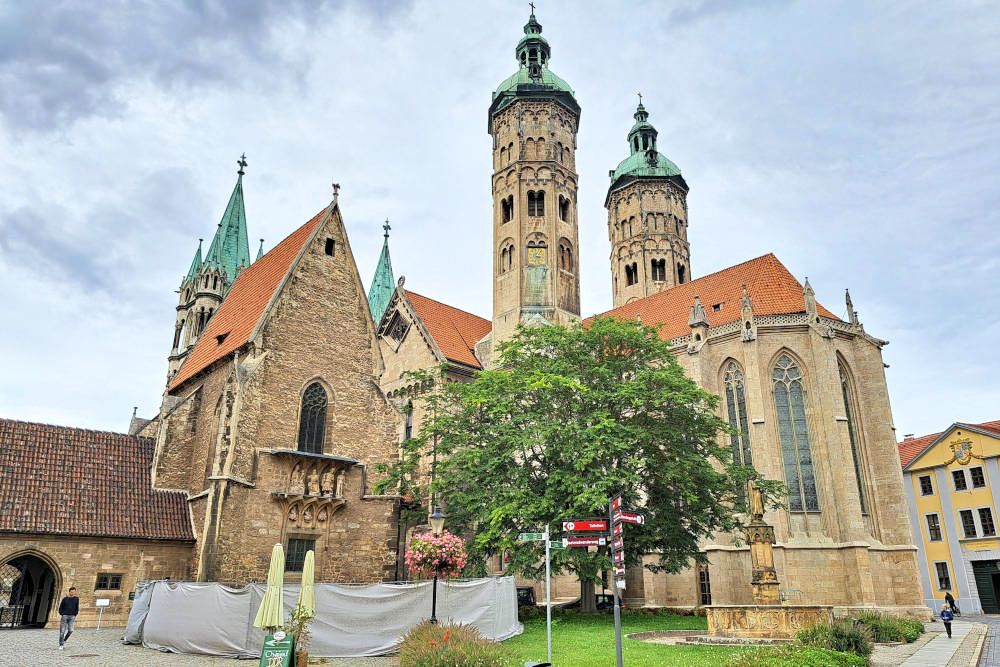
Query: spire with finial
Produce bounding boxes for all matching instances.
[257,238,265,261]
[367,219,396,323]
[803,277,817,317]
[184,238,204,284]
[332,182,341,205]
[202,155,251,284]
[845,289,859,326]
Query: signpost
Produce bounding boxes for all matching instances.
[95,598,110,631]
[519,532,545,542]
[562,520,607,532]
[258,631,294,667]
[607,495,646,667]
[518,527,555,663]
[563,536,606,548]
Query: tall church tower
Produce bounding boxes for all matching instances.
[488,11,581,346]
[167,155,252,380]
[606,101,690,308]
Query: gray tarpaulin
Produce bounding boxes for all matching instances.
[124,577,521,658]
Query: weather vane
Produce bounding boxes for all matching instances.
[237,153,248,175]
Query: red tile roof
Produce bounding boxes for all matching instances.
[588,253,839,340]
[169,208,325,391]
[898,420,1000,468]
[405,291,492,369]
[0,418,194,541]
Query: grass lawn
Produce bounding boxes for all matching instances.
[503,611,744,666]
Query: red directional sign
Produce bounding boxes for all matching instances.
[612,496,623,511]
[613,511,645,526]
[612,523,623,536]
[564,536,607,548]
[614,565,626,577]
[613,550,625,565]
[612,537,624,551]
[563,520,607,532]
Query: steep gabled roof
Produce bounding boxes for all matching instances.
[588,253,839,340]
[898,420,1000,469]
[405,291,491,369]
[0,418,193,541]
[169,207,326,391]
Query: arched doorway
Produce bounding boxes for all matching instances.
[0,553,59,628]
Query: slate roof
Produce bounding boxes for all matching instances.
[898,420,1000,468]
[588,253,839,340]
[169,207,326,391]
[405,291,492,369]
[0,418,193,541]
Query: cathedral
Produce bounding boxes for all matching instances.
[0,11,924,630]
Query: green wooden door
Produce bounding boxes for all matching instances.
[973,560,1000,613]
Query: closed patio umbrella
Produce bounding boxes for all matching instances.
[296,550,315,618]
[254,543,285,630]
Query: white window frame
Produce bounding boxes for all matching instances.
[933,561,952,590]
[978,506,997,537]
[919,474,934,496]
[970,466,987,489]
[925,512,943,542]
[959,508,979,539]
[953,469,969,492]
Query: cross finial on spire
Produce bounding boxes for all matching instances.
[332,182,340,203]
[237,153,248,176]
[383,218,391,239]
[529,1,535,14]
[637,91,643,105]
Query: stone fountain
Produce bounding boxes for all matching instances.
[704,484,833,639]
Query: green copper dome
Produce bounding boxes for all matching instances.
[489,12,579,121]
[609,102,683,188]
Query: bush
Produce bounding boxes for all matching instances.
[724,644,867,667]
[851,611,924,643]
[399,622,515,667]
[797,620,874,657]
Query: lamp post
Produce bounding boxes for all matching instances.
[428,506,446,625]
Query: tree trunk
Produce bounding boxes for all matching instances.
[580,578,597,614]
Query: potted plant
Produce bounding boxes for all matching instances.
[405,529,468,579]
[286,603,313,667]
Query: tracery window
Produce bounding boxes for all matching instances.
[772,354,819,511]
[723,361,752,468]
[839,361,869,514]
[297,382,328,454]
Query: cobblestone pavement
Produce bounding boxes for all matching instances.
[966,614,1000,666]
[0,628,399,667]
[870,620,985,667]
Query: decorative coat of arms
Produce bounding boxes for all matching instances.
[948,438,977,466]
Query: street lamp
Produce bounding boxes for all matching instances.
[429,506,446,624]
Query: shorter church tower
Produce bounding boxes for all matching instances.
[167,155,252,380]
[367,219,395,324]
[606,101,690,308]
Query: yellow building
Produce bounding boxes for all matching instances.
[900,420,1000,612]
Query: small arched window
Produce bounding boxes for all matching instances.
[678,263,686,284]
[559,196,569,222]
[839,361,868,514]
[298,382,328,454]
[723,361,752,467]
[773,354,819,511]
[651,259,667,282]
[528,191,545,216]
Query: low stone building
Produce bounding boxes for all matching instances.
[0,419,193,628]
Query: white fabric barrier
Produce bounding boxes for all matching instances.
[125,577,522,658]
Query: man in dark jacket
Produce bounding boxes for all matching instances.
[57,587,79,649]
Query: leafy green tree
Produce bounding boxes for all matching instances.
[378,317,783,612]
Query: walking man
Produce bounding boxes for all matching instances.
[940,602,954,638]
[57,587,79,650]
[945,591,960,615]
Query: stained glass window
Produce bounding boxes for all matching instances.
[772,354,819,511]
[839,363,869,514]
[298,383,328,454]
[723,361,752,468]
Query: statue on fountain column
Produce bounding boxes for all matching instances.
[747,481,781,605]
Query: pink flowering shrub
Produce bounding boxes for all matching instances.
[406,530,468,579]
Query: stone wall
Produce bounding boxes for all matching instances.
[0,536,192,628]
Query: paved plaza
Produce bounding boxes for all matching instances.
[0,628,398,667]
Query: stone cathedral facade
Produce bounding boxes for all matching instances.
[373,12,926,616]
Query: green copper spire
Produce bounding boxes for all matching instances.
[367,219,395,323]
[203,154,252,284]
[184,238,204,283]
[490,10,579,124]
[609,100,683,188]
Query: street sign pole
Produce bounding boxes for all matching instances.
[609,498,624,667]
[544,524,552,664]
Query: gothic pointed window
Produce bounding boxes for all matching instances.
[298,382,328,454]
[772,354,819,511]
[839,361,869,514]
[723,361,752,468]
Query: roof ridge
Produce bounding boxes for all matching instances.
[405,290,490,324]
[0,416,138,439]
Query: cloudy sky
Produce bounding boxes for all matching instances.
[0,0,996,438]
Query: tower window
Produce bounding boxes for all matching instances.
[501,196,513,223]
[558,241,573,272]
[677,263,686,284]
[212,276,218,290]
[625,262,638,286]
[559,196,569,222]
[325,238,336,256]
[651,259,667,282]
[528,191,545,216]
